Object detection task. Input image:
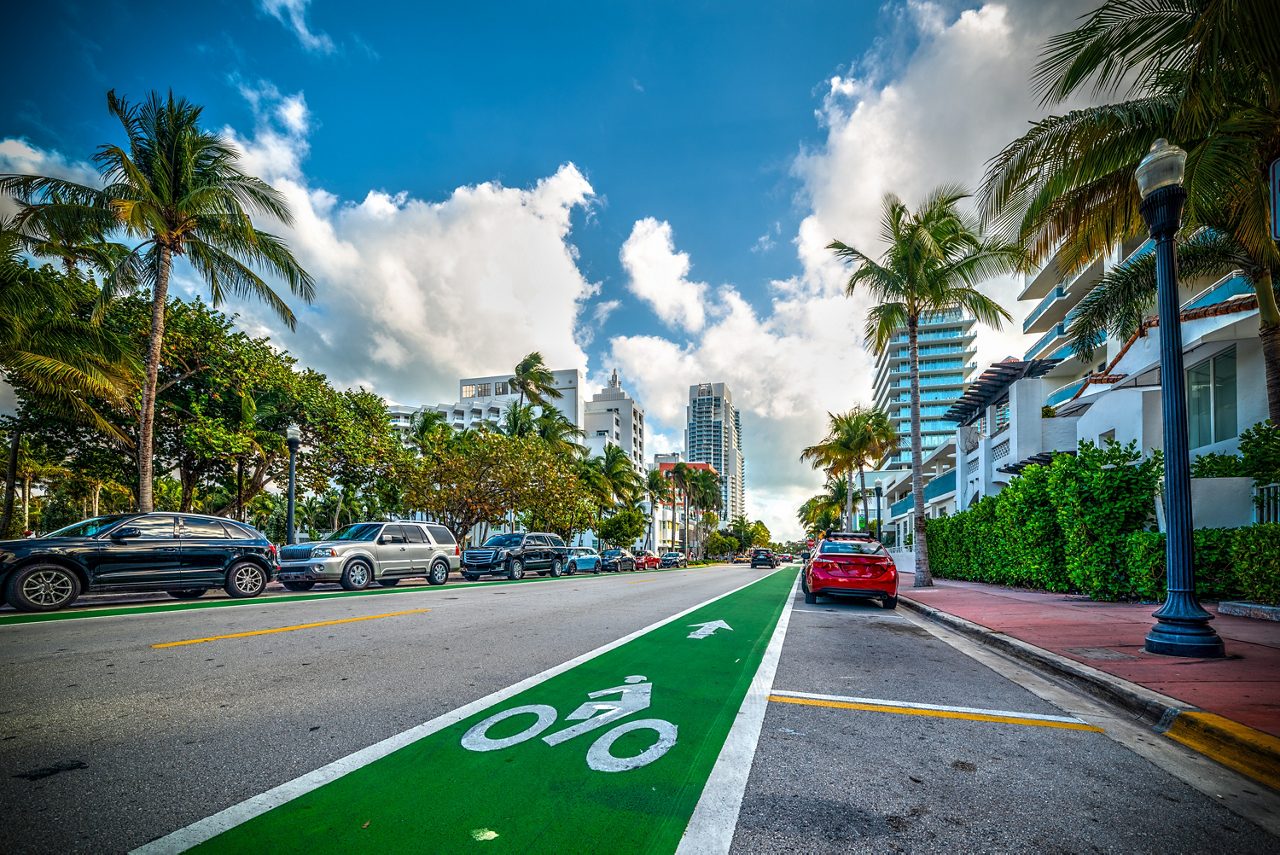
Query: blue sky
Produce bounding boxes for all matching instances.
[2,1,1092,536]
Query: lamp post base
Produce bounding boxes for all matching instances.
[1144,619,1225,658]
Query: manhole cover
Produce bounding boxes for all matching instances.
[1063,647,1136,661]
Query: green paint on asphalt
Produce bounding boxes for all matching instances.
[189,568,797,854]
[0,564,712,627]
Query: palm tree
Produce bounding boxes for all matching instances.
[408,409,450,455]
[499,401,536,438]
[830,187,1023,586]
[797,481,847,539]
[511,352,563,409]
[643,468,672,551]
[688,468,722,558]
[1,90,314,513]
[980,0,1280,415]
[803,408,892,530]
[534,408,585,459]
[670,462,692,555]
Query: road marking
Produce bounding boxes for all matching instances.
[1162,711,1280,791]
[687,619,733,639]
[150,609,430,649]
[768,690,1103,732]
[133,569,795,854]
[676,575,798,854]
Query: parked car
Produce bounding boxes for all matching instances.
[659,551,687,568]
[278,521,460,591]
[600,548,637,572]
[633,549,661,570]
[750,548,780,569]
[461,531,568,580]
[803,534,898,609]
[566,546,602,575]
[0,513,277,612]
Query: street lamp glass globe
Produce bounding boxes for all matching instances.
[875,478,883,490]
[286,424,301,442]
[1135,138,1187,199]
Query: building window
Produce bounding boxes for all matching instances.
[1187,347,1237,448]
[461,384,477,399]
[494,381,509,395]
[475,383,491,397]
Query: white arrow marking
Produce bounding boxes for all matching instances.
[687,620,733,639]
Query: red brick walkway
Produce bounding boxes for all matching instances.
[899,572,1280,738]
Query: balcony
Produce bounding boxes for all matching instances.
[1118,239,1154,270]
[1045,378,1086,408]
[1183,272,1250,311]
[1025,323,1068,360]
[1023,286,1068,333]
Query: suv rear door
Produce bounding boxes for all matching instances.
[95,515,183,587]
[524,534,550,570]
[400,523,433,574]
[178,516,237,585]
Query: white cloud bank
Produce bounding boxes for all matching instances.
[610,0,1095,539]
[620,218,710,333]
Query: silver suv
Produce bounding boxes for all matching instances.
[276,521,460,591]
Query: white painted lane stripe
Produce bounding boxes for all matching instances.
[131,569,782,855]
[769,689,1089,725]
[676,574,800,855]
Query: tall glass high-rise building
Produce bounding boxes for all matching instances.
[872,311,977,466]
[685,382,745,521]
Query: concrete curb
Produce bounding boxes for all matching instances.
[898,592,1280,792]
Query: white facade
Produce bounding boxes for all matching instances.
[584,369,647,470]
[685,383,745,521]
[440,369,586,431]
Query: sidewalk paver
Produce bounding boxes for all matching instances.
[898,572,1280,739]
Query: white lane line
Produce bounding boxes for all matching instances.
[676,574,800,855]
[770,689,1090,725]
[131,570,782,855]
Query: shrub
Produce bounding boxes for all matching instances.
[1231,524,1280,605]
[1123,528,1240,601]
[1050,440,1162,601]
[996,464,1069,591]
[1190,452,1246,478]
[1240,421,1280,485]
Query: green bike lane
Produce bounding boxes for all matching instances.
[137,567,798,854]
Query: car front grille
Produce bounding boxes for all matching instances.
[464,549,498,564]
[279,545,314,561]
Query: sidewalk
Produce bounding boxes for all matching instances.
[897,571,1280,788]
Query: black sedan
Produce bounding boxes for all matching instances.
[0,513,278,612]
[600,548,637,573]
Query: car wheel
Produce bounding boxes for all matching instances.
[592,563,601,575]
[224,561,268,599]
[282,581,315,592]
[507,558,524,581]
[378,578,400,588]
[549,558,563,578]
[168,589,208,600]
[5,563,81,612]
[341,559,372,591]
[883,595,899,610]
[428,560,449,586]
[566,561,577,576]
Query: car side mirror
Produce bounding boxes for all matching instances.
[112,527,141,540]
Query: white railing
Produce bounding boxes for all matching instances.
[1255,482,1280,524]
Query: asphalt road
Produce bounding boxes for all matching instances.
[2,565,1276,853]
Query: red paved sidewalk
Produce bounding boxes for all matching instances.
[898,572,1280,738]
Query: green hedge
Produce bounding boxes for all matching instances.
[1231,523,1280,605]
[1121,528,1239,601]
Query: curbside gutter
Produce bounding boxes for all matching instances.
[899,593,1280,793]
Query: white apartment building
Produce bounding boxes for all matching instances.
[583,369,646,470]
[685,383,745,521]
[387,368,587,443]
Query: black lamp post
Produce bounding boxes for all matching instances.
[874,478,883,536]
[285,424,301,546]
[1137,139,1224,658]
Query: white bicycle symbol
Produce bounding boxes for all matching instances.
[460,675,678,773]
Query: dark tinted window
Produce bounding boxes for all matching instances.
[325,524,381,542]
[45,515,133,538]
[402,525,426,544]
[547,535,565,547]
[426,525,455,545]
[820,541,885,555]
[132,516,177,539]
[527,535,548,546]
[484,534,523,548]
[603,549,622,557]
[180,518,230,539]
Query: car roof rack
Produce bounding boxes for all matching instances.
[822,531,876,540]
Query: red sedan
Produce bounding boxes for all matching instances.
[633,549,661,570]
[802,535,898,609]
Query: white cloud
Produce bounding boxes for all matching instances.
[610,1,1098,540]
[620,217,710,333]
[260,0,335,54]
[592,299,621,325]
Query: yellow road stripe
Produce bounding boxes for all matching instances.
[1163,711,1280,791]
[152,609,430,649]
[768,694,1104,732]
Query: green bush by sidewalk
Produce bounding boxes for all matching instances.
[1122,528,1239,602]
[1231,524,1280,606]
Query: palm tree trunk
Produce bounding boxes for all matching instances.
[844,470,854,530]
[22,475,31,531]
[137,246,172,513]
[859,466,870,530]
[908,316,931,586]
[0,430,18,537]
[91,483,101,517]
[236,457,245,522]
[1255,269,1280,422]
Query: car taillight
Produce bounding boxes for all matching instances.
[810,558,837,573]
[268,543,278,559]
[455,543,461,556]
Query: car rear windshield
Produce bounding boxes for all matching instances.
[484,534,523,548]
[602,549,622,557]
[324,523,382,542]
[44,515,133,538]
[820,541,885,555]
[426,525,455,545]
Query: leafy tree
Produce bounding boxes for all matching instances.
[499,401,536,438]
[1,89,314,512]
[749,519,771,548]
[704,531,737,558]
[598,508,647,548]
[981,0,1280,416]
[830,187,1023,585]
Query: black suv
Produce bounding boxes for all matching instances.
[0,513,277,612]
[750,548,779,568]
[461,532,569,580]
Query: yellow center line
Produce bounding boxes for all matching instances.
[768,694,1104,732]
[625,579,658,584]
[151,608,431,649]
